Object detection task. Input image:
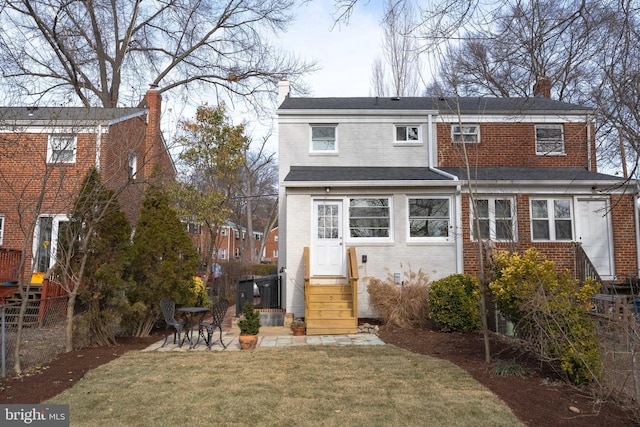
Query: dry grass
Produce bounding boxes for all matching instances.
[367,268,430,328]
[48,346,523,426]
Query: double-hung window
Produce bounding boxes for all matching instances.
[531,198,573,240]
[310,125,337,153]
[472,197,515,241]
[535,124,564,155]
[348,198,391,240]
[408,197,450,240]
[0,214,4,245]
[452,124,479,143]
[48,134,77,163]
[395,125,421,144]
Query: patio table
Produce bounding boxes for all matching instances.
[177,307,209,348]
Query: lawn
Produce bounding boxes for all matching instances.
[48,345,523,426]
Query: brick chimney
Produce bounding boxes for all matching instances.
[533,76,551,99]
[143,86,163,179]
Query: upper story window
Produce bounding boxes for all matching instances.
[348,197,391,240]
[531,198,572,241]
[220,228,227,236]
[535,124,564,155]
[452,124,479,143]
[310,125,337,153]
[48,134,77,163]
[395,125,421,144]
[408,197,450,240]
[0,214,4,246]
[472,197,516,241]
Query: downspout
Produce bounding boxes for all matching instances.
[427,113,464,274]
[586,114,592,171]
[95,124,102,170]
[635,186,640,278]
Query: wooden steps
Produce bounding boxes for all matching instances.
[305,283,357,335]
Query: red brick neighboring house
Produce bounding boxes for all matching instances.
[0,89,175,281]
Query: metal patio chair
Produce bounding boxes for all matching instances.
[198,299,230,350]
[160,297,187,347]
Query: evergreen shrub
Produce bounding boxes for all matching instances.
[428,274,481,332]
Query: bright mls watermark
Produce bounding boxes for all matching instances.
[1,405,69,426]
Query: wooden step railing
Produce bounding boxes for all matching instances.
[302,246,358,335]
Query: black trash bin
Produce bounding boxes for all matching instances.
[236,277,255,317]
[255,275,280,309]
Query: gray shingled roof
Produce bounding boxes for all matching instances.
[285,166,623,183]
[438,167,622,182]
[279,96,594,114]
[284,166,454,182]
[0,106,146,124]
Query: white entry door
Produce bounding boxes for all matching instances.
[312,200,344,276]
[577,199,614,279]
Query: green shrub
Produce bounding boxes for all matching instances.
[428,274,481,332]
[367,267,430,328]
[489,248,602,385]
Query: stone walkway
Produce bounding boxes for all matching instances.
[142,326,385,352]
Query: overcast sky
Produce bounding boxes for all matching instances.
[278,1,384,97]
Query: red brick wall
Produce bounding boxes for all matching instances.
[438,122,596,170]
[460,194,617,279]
[610,194,638,279]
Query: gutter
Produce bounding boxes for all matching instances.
[635,185,640,278]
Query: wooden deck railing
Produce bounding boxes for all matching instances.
[347,247,358,320]
[303,246,310,316]
[0,249,21,283]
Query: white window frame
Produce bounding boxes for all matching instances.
[47,134,77,163]
[347,197,393,242]
[218,249,227,260]
[471,197,517,242]
[310,125,338,153]
[32,214,68,272]
[128,152,138,179]
[394,125,421,144]
[273,249,279,258]
[407,197,451,242]
[530,198,573,241]
[535,124,565,155]
[452,124,480,143]
[220,228,227,236]
[0,214,4,246]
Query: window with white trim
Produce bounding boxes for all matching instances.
[408,197,450,239]
[128,153,137,179]
[310,125,337,152]
[531,198,573,240]
[234,248,240,258]
[0,215,4,246]
[273,249,279,258]
[472,198,516,241]
[535,124,564,155]
[348,198,391,239]
[452,124,479,143]
[395,125,421,143]
[218,249,227,260]
[48,134,77,163]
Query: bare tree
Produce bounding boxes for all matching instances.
[230,136,279,264]
[0,0,316,109]
[371,0,421,97]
